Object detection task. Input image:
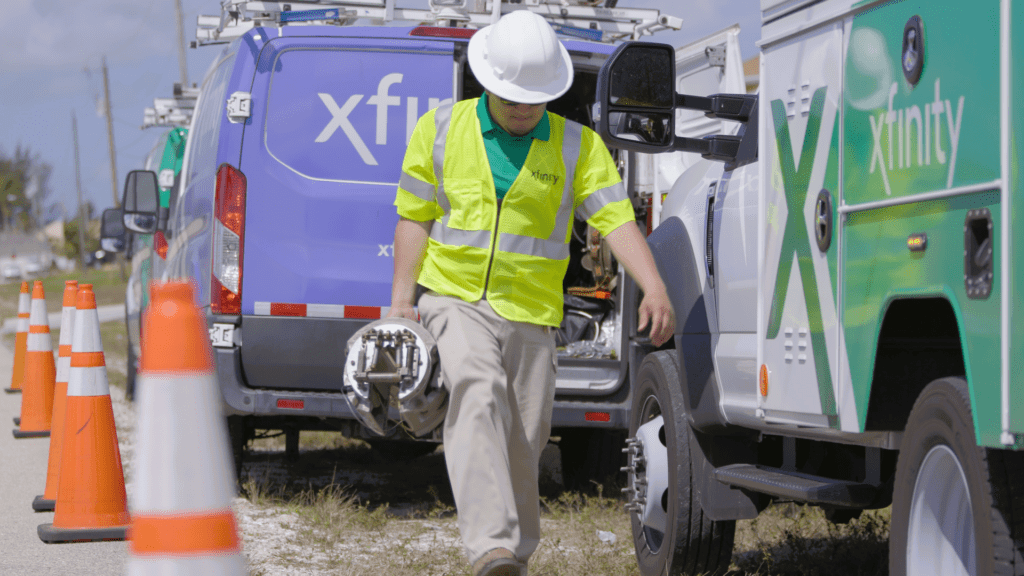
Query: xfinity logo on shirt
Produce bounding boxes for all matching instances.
[316,73,452,166]
[531,170,559,186]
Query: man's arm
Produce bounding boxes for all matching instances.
[603,222,675,347]
[388,217,432,320]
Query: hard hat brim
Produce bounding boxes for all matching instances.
[467,25,574,105]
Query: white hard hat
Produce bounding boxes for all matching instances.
[468,10,574,105]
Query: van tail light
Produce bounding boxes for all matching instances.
[409,26,477,39]
[154,230,169,260]
[212,163,246,315]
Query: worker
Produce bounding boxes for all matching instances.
[388,10,675,576]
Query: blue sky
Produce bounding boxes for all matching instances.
[0,0,760,220]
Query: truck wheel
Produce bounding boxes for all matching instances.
[890,377,1024,576]
[627,350,734,576]
[559,428,627,492]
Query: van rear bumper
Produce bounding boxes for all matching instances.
[551,400,628,430]
[209,315,627,427]
[213,345,357,418]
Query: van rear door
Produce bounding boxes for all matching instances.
[238,34,454,392]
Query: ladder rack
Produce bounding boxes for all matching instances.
[142,84,199,129]
[194,0,682,47]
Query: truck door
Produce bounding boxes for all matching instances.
[237,36,454,392]
[758,20,850,429]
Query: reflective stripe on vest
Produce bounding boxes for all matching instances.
[398,172,434,202]
[428,106,583,257]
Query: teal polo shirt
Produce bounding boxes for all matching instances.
[477,94,551,200]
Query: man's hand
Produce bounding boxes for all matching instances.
[604,223,677,347]
[637,287,675,347]
[387,304,418,321]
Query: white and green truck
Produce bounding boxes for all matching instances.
[597,0,1023,574]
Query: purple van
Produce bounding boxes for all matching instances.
[165,20,655,488]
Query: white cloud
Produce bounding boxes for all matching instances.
[5,0,178,71]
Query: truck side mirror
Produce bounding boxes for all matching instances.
[122,170,159,234]
[597,42,677,153]
[597,41,758,163]
[99,208,126,253]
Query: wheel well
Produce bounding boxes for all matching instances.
[863,297,965,431]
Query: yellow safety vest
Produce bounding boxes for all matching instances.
[395,98,633,326]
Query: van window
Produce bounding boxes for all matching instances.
[262,46,453,184]
[185,52,238,187]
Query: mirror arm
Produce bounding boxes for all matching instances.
[675,92,759,123]
[676,93,713,114]
[672,136,712,155]
[158,206,170,231]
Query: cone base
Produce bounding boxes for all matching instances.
[38,523,127,544]
[33,495,55,512]
[12,417,19,426]
[4,388,22,394]
[13,429,50,438]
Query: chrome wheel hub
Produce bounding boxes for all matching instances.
[907,444,975,576]
[623,415,669,533]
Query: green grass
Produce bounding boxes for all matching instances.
[0,266,126,320]
[733,504,890,576]
[237,441,895,576]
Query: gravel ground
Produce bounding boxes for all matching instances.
[107,367,476,575]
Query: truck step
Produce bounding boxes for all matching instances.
[713,464,877,508]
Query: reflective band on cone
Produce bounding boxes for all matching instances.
[38,284,129,543]
[34,281,77,512]
[5,282,30,394]
[127,281,246,575]
[14,281,55,438]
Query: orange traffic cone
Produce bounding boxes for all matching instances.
[5,281,30,394]
[14,281,56,438]
[34,280,78,512]
[126,282,246,573]
[38,284,129,543]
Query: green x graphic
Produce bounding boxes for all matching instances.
[767,87,837,418]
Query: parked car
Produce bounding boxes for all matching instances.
[23,255,49,277]
[2,262,21,281]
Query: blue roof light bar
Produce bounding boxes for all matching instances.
[279,8,342,23]
[552,23,603,42]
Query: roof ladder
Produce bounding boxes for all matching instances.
[194,0,682,47]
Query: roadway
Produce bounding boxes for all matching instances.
[0,311,128,574]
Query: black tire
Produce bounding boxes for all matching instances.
[890,377,1024,575]
[227,415,249,486]
[125,341,138,402]
[629,350,734,576]
[559,428,627,492]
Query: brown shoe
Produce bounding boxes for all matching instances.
[472,548,521,576]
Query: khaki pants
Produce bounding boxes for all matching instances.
[418,292,557,566]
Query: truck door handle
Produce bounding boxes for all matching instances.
[705,184,716,287]
[814,189,833,252]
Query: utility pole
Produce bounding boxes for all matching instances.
[101,56,120,208]
[72,111,88,270]
[174,0,190,87]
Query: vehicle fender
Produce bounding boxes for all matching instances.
[646,216,729,432]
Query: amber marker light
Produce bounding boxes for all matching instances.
[907,233,928,252]
[759,364,769,397]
